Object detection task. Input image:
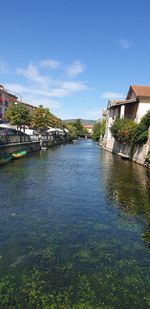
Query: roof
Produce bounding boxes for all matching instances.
[17,100,37,109]
[0,87,17,98]
[127,85,150,99]
[83,124,93,128]
[108,98,138,109]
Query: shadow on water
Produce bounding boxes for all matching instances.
[101,149,150,248]
[0,141,150,308]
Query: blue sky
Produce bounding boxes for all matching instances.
[0,0,150,120]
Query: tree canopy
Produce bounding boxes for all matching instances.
[31,105,63,133]
[73,119,88,137]
[5,103,31,128]
[92,119,106,141]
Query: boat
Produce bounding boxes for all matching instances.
[12,150,27,159]
[0,153,12,165]
[119,153,129,160]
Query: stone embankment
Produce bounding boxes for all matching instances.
[0,134,70,165]
[101,139,150,167]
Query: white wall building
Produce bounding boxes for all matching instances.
[105,85,150,151]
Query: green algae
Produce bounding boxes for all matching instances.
[1,141,150,308]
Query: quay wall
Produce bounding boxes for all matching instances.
[104,138,149,166]
[0,141,41,154]
[0,137,70,156]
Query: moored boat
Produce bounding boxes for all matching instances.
[0,153,12,165]
[12,150,27,159]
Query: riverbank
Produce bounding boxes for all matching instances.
[0,136,71,165]
[101,138,150,167]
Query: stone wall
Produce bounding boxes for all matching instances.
[104,129,150,166]
[0,141,41,155]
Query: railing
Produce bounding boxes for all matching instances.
[0,131,68,146]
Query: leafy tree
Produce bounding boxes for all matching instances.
[31,105,63,133]
[49,114,62,128]
[66,123,78,140]
[5,103,31,130]
[74,119,88,137]
[92,119,106,141]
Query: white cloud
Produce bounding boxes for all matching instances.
[6,79,88,101]
[119,39,130,49]
[6,59,89,114]
[40,59,60,69]
[6,83,61,110]
[0,60,9,74]
[24,95,61,110]
[62,81,87,91]
[66,61,85,77]
[101,92,125,100]
[16,64,50,87]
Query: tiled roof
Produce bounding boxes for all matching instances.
[128,85,150,98]
[108,98,138,109]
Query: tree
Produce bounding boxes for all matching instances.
[5,103,31,130]
[92,119,106,141]
[31,105,52,133]
[74,119,87,137]
[66,123,78,140]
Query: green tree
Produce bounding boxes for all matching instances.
[74,119,87,137]
[31,105,63,133]
[5,103,31,130]
[66,123,78,140]
[92,119,106,141]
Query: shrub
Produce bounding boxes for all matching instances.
[130,110,150,157]
[110,118,137,144]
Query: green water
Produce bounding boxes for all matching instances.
[0,140,150,308]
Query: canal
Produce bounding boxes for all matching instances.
[1,139,150,308]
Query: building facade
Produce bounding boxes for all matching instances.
[105,85,150,151]
[0,85,17,120]
[0,85,36,120]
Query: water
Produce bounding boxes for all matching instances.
[0,140,150,308]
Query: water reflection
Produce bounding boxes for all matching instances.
[101,148,150,248]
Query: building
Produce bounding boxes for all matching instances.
[83,124,93,135]
[105,85,150,151]
[0,85,17,120]
[16,100,37,115]
[0,85,36,120]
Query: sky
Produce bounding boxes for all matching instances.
[0,0,150,120]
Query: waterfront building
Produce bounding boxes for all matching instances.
[0,85,36,120]
[105,85,150,151]
[0,85,17,120]
[83,124,93,135]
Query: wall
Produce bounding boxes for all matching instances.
[105,138,149,166]
[0,141,41,155]
[137,98,150,122]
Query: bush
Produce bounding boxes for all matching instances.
[110,118,137,144]
[132,110,150,146]
[130,110,150,157]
